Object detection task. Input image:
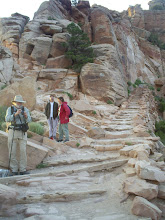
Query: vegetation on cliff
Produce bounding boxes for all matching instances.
[62,22,94,72]
[148,33,165,50]
[155,120,165,144]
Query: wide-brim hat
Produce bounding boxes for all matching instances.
[12,95,26,103]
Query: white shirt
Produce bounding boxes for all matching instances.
[50,102,54,118]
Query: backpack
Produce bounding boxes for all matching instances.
[67,105,73,118]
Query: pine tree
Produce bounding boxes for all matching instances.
[71,0,78,6]
[63,22,94,72]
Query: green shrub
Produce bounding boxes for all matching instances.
[157,88,161,92]
[127,81,132,86]
[36,163,48,169]
[1,84,7,90]
[128,88,131,96]
[27,133,33,138]
[1,122,6,131]
[29,122,44,135]
[92,111,97,115]
[38,87,41,90]
[158,101,165,112]
[48,16,55,20]
[0,106,8,130]
[125,142,133,146]
[148,32,165,50]
[155,120,165,144]
[148,85,155,91]
[76,142,80,147]
[133,84,137,88]
[135,79,143,86]
[148,130,152,134]
[63,92,73,100]
[62,22,94,72]
[151,5,164,10]
[107,100,113,104]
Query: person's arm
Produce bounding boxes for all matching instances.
[23,107,31,123]
[5,107,15,122]
[63,103,70,119]
[45,103,48,116]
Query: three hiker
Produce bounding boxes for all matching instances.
[5,95,31,176]
[4,94,71,177]
[45,94,58,140]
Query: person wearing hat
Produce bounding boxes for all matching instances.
[45,94,58,140]
[5,95,31,176]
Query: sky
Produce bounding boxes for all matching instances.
[0,0,149,20]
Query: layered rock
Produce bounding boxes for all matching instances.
[80,44,128,105]
[0,13,29,58]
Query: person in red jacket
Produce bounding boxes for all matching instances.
[57,97,70,142]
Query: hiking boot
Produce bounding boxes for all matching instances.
[57,139,63,142]
[63,139,69,143]
[20,171,30,175]
[9,172,18,176]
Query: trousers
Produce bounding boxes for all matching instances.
[47,117,58,138]
[58,123,69,141]
[8,129,27,172]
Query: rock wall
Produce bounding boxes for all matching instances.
[0,0,165,107]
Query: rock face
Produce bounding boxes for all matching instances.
[0,46,14,84]
[80,44,128,105]
[0,184,18,217]
[0,76,36,110]
[0,13,29,58]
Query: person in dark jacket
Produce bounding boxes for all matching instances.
[45,95,58,140]
[57,97,70,142]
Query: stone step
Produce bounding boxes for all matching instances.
[92,138,154,146]
[92,144,123,151]
[102,125,133,131]
[17,188,107,204]
[105,131,133,139]
[44,153,120,166]
[0,159,128,185]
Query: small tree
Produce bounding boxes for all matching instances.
[71,0,78,6]
[63,22,94,72]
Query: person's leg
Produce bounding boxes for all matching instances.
[63,123,69,142]
[19,139,27,172]
[8,129,18,173]
[58,122,63,141]
[47,118,53,138]
[52,118,58,139]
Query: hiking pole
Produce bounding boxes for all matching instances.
[8,127,15,174]
[0,127,15,177]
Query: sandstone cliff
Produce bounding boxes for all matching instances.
[0,0,164,107]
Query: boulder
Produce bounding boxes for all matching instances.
[131,196,162,220]
[39,68,67,81]
[158,184,165,199]
[31,37,52,64]
[80,44,128,105]
[50,33,70,58]
[0,184,18,217]
[124,177,158,200]
[87,127,105,139]
[0,130,48,170]
[154,78,165,87]
[136,164,165,183]
[46,56,72,69]
[0,76,36,111]
[40,23,62,35]
[71,100,95,113]
[91,6,115,45]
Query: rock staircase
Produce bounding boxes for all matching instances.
[0,88,165,220]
